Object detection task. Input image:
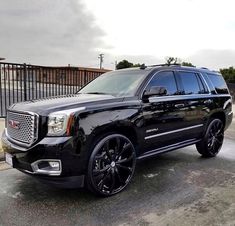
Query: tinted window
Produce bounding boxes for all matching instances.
[79,70,147,97]
[202,73,216,93]
[179,72,201,94]
[207,73,229,94]
[197,74,208,93]
[146,71,178,95]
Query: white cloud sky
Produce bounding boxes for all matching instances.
[0,0,235,70]
[83,0,235,69]
[0,0,105,67]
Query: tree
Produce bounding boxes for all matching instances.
[220,67,235,83]
[116,60,133,69]
[165,57,195,67]
[116,60,142,70]
[181,62,195,67]
[133,63,142,67]
[165,56,181,65]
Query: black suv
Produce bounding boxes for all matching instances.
[2,64,233,196]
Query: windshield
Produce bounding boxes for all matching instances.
[78,69,147,97]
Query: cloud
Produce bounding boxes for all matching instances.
[102,50,235,71]
[187,49,235,70]
[84,0,235,69]
[0,0,105,67]
[1,0,235,70]
[103,50,235,70]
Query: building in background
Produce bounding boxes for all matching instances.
[0,63,110,86]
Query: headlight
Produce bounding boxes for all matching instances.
[47,107,86,136]
[47,113,68,136]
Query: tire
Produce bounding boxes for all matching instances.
[87,133,136,196]
[196,118,224,157]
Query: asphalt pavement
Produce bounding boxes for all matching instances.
[0,135,235,226]
[0,110,234,226]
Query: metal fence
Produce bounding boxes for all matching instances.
[0,62,106,117]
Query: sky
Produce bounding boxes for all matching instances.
[0,0,235,70]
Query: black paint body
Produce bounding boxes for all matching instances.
[2,66,233,187]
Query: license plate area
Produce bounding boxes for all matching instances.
[5,153,13,167]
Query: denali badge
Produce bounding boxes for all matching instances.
[146,128,159,133]
[8,120,20,129]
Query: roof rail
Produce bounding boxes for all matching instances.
[147,63,181,67]
[139,63,199,69]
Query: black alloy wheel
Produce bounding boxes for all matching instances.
[196,118,224,157]
[87,134,136,196]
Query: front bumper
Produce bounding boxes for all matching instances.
[1,130,85,188]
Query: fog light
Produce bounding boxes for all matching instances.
[31,159,62,176]
[49,161,60,170]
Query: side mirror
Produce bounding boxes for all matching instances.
[143,86,167,98]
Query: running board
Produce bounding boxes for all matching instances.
[137,139,201,160]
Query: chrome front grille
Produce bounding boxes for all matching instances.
[7,111,38,146]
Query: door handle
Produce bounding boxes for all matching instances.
[174,103,185,108]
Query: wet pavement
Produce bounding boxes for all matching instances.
[0,135,235,226]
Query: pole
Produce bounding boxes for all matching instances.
[98,54,104,69]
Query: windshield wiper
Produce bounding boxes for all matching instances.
[85,92,109,95]
[78,92,115,96]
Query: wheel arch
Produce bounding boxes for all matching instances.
[201,111,226,138]
[209,111,226,127]
[90,123,140,154]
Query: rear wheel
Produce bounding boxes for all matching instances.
[87,134,136,196]
[196,118,224,157]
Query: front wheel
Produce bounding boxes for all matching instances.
[196,118,224,157]
[87,134,136,196]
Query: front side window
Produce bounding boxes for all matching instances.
[146,71,178,95]
[179,72,201,95]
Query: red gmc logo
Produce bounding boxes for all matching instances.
[8,120,20,130]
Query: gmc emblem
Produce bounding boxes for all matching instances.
[8,120,20,130]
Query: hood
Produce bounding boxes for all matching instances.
[9,93,123,115]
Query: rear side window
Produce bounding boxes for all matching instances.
[207,73,229,94]
[178,72,202,94]
[146,71,178,95]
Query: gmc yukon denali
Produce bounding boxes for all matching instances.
[2,64,233,196]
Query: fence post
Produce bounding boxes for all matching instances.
[84,70,87,85]
[23,63,27,101]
